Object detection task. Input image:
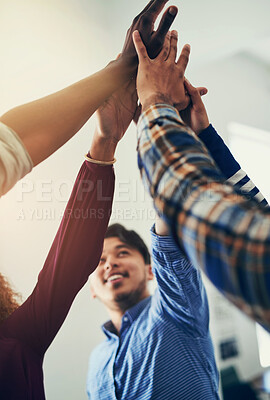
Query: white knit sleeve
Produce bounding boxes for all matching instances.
[0,122,33,196]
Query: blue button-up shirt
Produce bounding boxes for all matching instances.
[87,231,219,400]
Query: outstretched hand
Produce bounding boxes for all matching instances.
[180,79,210,135]
[133,29,191,111]
[95,79,138,143]
[121,0,178,65]
[89,72,139,161]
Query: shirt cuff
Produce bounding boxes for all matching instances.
[84,160,114,177]
[150,224,183,254]
[137,104,183,140]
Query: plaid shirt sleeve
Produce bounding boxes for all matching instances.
[137,104,270,331]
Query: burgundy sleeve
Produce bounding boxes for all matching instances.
[2,161,114,354]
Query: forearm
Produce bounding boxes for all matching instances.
[155,214,169,236]
[138,104,270,330]
[89,132,118,162]
[0,58,133,166]
[151,228,210,336]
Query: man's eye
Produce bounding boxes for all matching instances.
[119,251,129,256]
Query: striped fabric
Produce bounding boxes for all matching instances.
[87,230,220,400]
[199,124,268,207]
[137,104,270,331]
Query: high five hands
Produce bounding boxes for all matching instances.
[132,29,210,133]
[92,0,210,163]
[121,0,178,66]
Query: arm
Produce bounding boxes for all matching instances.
[0,51,141,353]
[0,122,33,196]
[181,79,268,207]
[1,159,115,353]
[152,219,210,337]
[152,91,269,333]
[134,29,270,330]
[0,0,177,167]
[0,60,131,166]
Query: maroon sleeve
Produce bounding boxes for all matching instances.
[1,161,114,354]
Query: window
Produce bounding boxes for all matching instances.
[229,121,270,368]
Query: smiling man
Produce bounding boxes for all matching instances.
[90,224,153,334]
[87,222,220,400]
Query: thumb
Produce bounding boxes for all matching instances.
[184,79,206,106]
[132,30,149,63]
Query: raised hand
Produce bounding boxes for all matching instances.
[89,75,138,161]
[180,79,209,135]
[133,29,191,111]
[121,0,178,64]
[95,79,138,143]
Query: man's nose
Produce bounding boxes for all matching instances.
[104,256,118,270]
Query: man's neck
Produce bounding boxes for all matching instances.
[107,307,125,334]
[105,290,151,335]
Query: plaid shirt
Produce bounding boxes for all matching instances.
[137,104,270,331]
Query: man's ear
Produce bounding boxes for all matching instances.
[147,264,154,281]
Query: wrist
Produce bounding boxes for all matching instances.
[141,93,174,112]
[108,56,137,81]
[89,132,118,162]
[196,120,210,136]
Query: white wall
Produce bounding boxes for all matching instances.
[1,0,270,398]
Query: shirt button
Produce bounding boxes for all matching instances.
[123,317,128,322]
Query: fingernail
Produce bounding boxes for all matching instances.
[185,44,191,51]
[168,6,177,16]
[171,30,178,38]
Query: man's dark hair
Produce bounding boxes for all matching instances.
[105,224,151,264]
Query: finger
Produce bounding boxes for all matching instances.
[137,0,155,18]
[168,30,178,62]
[147,0,170,23]
[153,6,178,36]
[196,86,208,96]
[133,31,149,62]
[149,7,178,58]
[184,79,205,106]
[156,31,171,61]
[176,44,191,73]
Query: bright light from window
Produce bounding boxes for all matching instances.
[229,121,270,368]
[256,324,270,368]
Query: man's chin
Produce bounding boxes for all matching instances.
[114,287,147,312]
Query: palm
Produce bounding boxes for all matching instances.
[96,80,138,142]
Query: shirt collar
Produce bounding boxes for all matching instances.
[102,296,151,339]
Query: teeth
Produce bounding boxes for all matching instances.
[107,274,123,282]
